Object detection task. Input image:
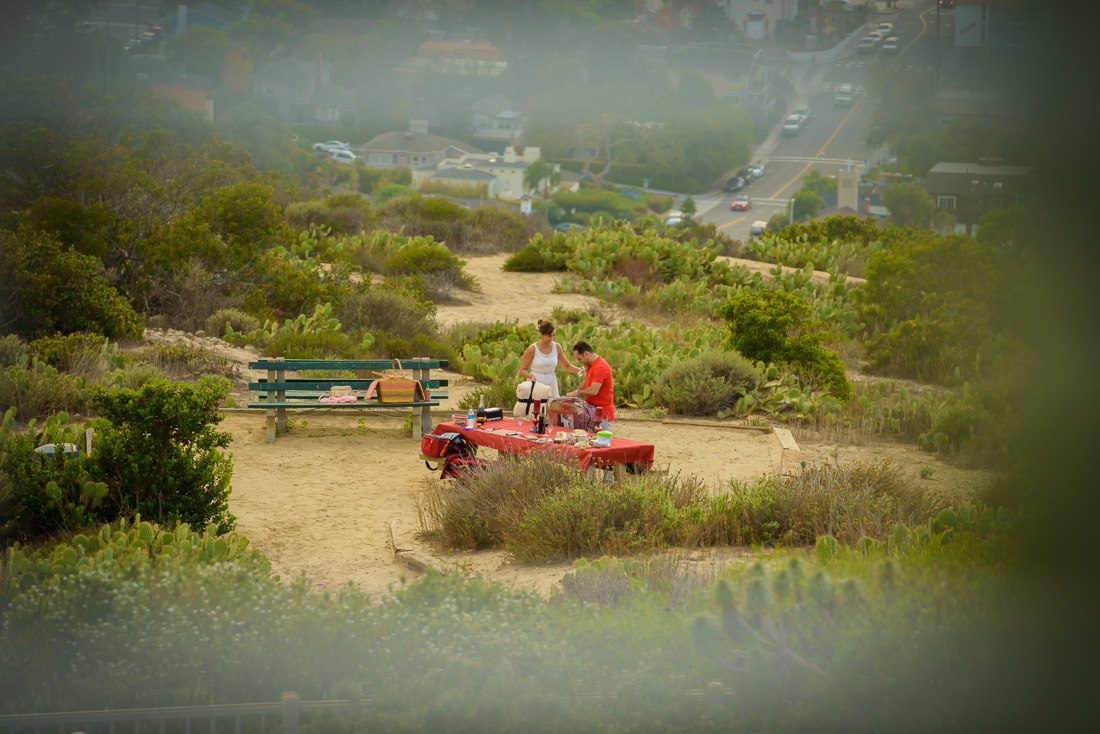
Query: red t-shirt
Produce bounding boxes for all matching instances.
[583,355,615,421]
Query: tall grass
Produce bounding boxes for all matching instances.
[419,452,943,559]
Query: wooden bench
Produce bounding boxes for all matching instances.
[248,358,448,442]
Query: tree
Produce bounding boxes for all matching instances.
[883,182,934,228]
[90,376,236,534]
[0,229,142,340]
[800,169,838,196]
[791,189,825,221]
[523,159,560,196]
[681,194,697,218]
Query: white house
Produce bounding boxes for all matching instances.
[411,146,553,201]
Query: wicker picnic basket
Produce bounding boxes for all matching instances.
[371,359,424,403]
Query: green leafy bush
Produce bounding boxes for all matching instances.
[0,360,88,421]
[468,206,542,252]
[0,409,104,543]
[0,335,27,368]
[654,350,760,415]
[720,290,851,400]
[0,229,142,340]
[502,233,572,272]
[376,184,417,202]
[27,332,120,383]
[88,376,236,534]
[205,308,260,337]
[284,194,373,235]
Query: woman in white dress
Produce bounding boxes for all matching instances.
[519,320,583,398]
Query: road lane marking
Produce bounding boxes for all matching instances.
[816,96,864,157]
[900,7,934,57]
[717,215,747,231]
[768,96,865,200]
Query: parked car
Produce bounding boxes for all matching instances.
[781,114,803,136]
[730,196,752,211]
[329,149,357,164]
[748,163,764,178]
[723,176,745,192]
[882,36,900,53]
[857,36,878,53]
[750,220,768,236]
[313,140,350,153]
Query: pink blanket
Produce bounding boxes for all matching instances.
[319,395,358,404]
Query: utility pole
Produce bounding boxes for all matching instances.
[935,2,941,88]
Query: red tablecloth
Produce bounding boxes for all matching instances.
[433,417,654,472]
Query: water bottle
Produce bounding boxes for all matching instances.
[466,408,476,430]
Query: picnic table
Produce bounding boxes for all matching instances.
[430,416,654,479]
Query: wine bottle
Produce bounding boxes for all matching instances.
[476,395,486,426]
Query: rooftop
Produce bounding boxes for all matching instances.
[928,162,1033,177]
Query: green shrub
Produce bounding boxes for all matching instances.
[654,350,760,415]
[27,333,118,383]
[468,205,542,252]
[0,229,143,340]
[205,308,261,337]
[720,290,850,400]
[88,376,236,534]
[138,344,235,380]
[284,194,373,235]
[110,363,167,390]
[0,360,88,421]
[723,459,940,546]
[0,335,27,368]
[502,233,572,272]
[0,420,104,543]
[455,377,520,414]
[338,286,437,341]
[376,184,417,203]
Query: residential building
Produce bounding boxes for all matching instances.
[639,43,774,126]
[394,39,508,77]
[361,126,484,169]
[250,55,355,126]
[723,0,799,41]
[120,54,216,121]
[924,161,1034,234]
[411,146,549,201]
[161,3,244,37]
[471,96,527,151]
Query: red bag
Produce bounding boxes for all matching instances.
[421,432,460,458]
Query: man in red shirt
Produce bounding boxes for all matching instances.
[567,341,614,423]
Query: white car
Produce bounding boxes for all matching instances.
[750,220,768,236]
[312,140,350,153]
[882,36,900,53]
[792,104,811,125]
[748,163,764,178]
[329,149,357,164]
[781,114,803,136]
[877,22,894,36]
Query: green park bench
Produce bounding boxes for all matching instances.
[248,358,448,443]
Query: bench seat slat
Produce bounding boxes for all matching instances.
[250,359,447,371]
[255,391,448,400]
[248,400,440,409]
[249,379,448,391]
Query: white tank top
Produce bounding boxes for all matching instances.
[529,342,560,397]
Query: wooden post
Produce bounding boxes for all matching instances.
[266,366,277,443]
[414,359,428,441]
[281,692,300,734]
[772,427,801,476]
[275,359,287,434]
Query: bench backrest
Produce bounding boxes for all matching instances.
[250,358,447,371]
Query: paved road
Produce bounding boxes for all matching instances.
[697,1,947,240]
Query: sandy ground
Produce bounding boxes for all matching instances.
[216,254,989,600]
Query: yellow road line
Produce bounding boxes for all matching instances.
[816,96,864,157]
[900,7,934,58]
[768,96,864,199]
[717,215,747,231]
[767,6,934,201]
